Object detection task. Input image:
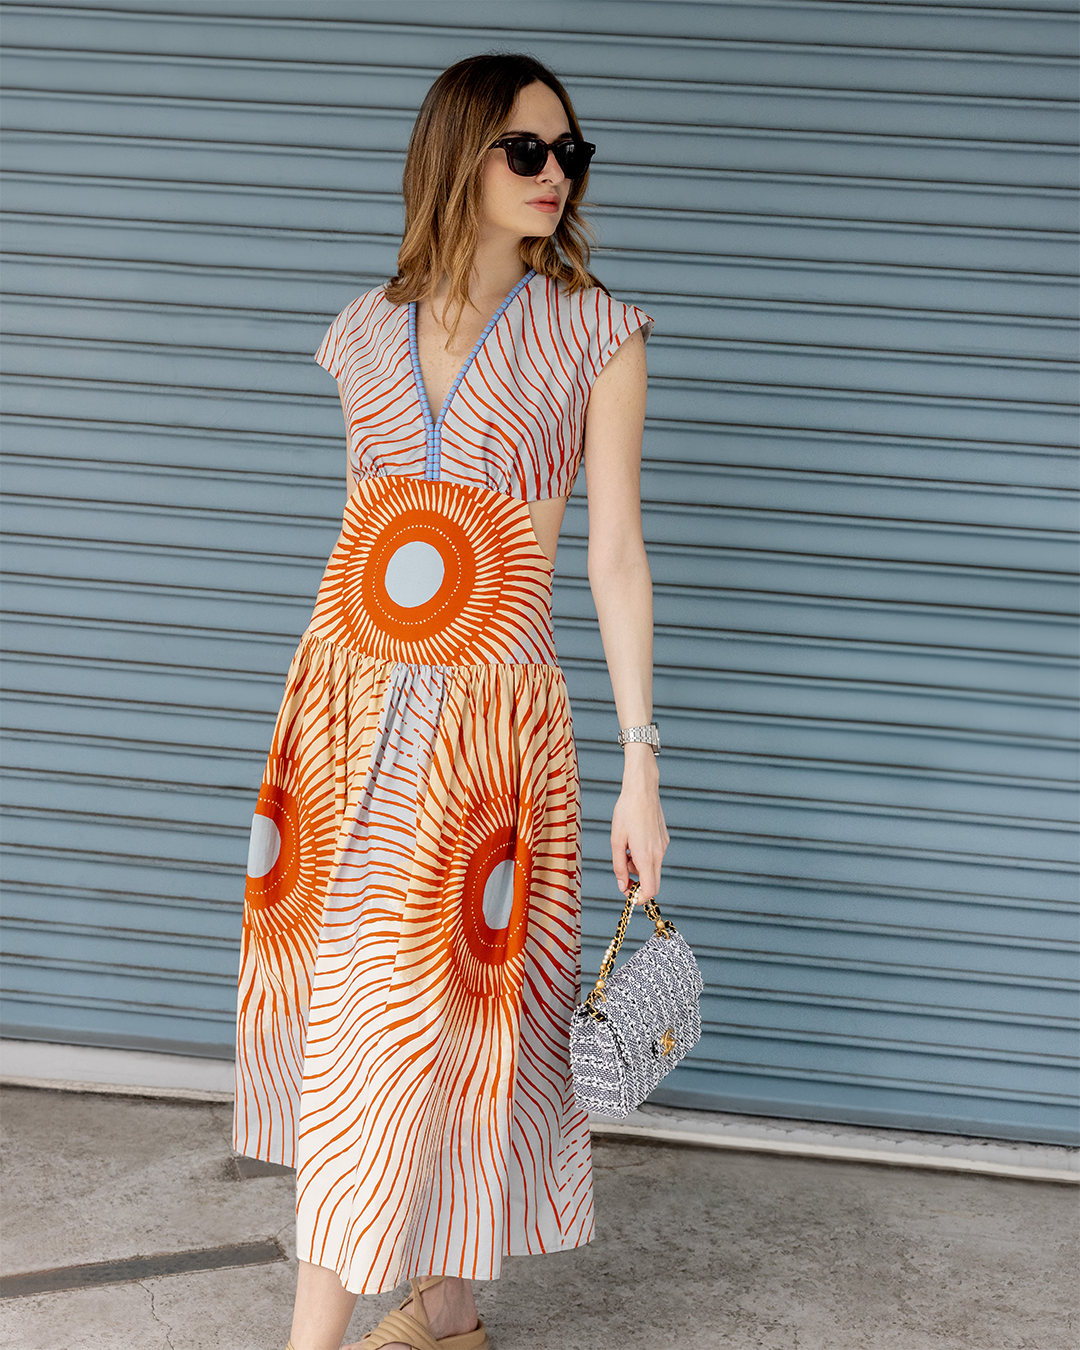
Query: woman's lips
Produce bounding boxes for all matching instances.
[527,198,561,214]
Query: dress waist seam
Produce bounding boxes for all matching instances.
[298,628,564,674]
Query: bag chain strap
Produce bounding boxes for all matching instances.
[583,881,675,1020]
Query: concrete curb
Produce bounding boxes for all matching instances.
[588,1120,1079,1183]
[3,1039,1076,1185]
[0,1074,235,1104]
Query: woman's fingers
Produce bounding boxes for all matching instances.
[613,838,663,902]
[611,836,632,893]
[611,786,670,902]
[628,857,662,901]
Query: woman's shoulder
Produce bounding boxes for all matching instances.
[538,275,652,333]
[314,284,404,378]
[333,284,401,332]
[532,275,654,375]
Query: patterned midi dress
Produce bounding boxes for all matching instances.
[232,269,653,1295]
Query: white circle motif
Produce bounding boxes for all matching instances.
[482,858,518,931]
[384,540,445,608]
[247,814,282,878]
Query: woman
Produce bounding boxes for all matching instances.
[233,53,668,1350]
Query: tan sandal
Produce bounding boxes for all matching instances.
[359,1275,489,1349]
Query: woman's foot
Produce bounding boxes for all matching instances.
[343,1275,480,1350]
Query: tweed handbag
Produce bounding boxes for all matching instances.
[570,882,704,1119]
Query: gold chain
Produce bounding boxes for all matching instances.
[583,881,675,1019]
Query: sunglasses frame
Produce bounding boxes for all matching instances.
[489,136,596,180]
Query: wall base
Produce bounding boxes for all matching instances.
[2,1040,1075,1184]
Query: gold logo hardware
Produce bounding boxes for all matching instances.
[658,1028,676,1057]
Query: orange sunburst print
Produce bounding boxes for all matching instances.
[307,476,556,666]
[234,643,388,1164]
[459,814,534,972]
[394,665,578,1011]
[291,662,587,1291]
[240,710,338,1007]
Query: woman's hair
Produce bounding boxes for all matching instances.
[384,53,604,326]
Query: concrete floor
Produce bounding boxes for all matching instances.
[0,1087,1075,1350]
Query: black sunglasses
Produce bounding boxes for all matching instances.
[489,136,596,180]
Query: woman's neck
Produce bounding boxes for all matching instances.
[432,229,530,314]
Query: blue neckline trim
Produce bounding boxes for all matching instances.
[408,269,536,480]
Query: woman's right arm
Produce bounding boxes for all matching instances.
[338,383,358,497]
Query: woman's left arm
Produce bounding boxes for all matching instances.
[582,327,670,903]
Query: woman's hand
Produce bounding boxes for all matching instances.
[611,744,669,902]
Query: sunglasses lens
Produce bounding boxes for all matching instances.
[499,139,595,178]
[554,141,594,179]
[507,140,547,176]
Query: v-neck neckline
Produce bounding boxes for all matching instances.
[407,269,536,480]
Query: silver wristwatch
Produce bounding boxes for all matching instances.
[617,722,660,755]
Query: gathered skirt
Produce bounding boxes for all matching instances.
[232,475,595,1293]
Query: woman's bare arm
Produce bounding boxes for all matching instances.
[582,328,669,901]
[338,384,358,496]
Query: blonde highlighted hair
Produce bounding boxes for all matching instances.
[384,53,604,328]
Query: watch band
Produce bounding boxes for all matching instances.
[618,722,660,755]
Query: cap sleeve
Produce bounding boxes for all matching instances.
[314,296,366,381]
[588,293,655,380]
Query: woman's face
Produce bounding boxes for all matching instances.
[480,80,574,242]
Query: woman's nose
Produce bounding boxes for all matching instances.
[537,150,566,185]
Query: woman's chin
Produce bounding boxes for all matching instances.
[519,217,560,239]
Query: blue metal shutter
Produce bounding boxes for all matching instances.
[1,0,1076,1143]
